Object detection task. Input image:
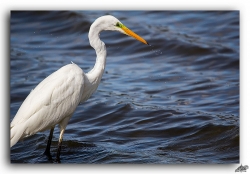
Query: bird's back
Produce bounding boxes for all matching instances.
[10,63,85,147]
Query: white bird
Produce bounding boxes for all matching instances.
[10,15,148,162]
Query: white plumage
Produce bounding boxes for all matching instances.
[11,64,84,147]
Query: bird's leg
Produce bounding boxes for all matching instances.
[54,116,71,163]
[55,128,65,163]
[44,127,54,159]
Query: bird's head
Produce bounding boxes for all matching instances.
[94,15,149,45]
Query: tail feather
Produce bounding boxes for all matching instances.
[10,124,25,147]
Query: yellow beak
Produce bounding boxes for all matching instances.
[122,26,149,45]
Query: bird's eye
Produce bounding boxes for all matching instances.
[115,22,122,28]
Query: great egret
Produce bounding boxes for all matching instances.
[10,15,148,162]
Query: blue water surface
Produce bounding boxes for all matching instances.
[10,11,239,164]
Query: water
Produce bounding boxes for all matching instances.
[10,11,239,164]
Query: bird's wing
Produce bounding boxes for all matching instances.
[10,64,85,129]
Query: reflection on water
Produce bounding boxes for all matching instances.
[10,11,239,163]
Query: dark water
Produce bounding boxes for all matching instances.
[10,11,239,164]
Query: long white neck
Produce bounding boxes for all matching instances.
[86,21,107,85]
